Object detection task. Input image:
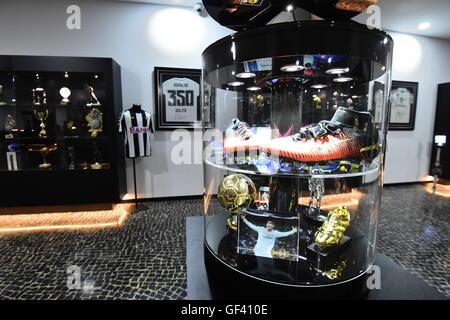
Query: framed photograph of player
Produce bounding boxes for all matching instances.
[388,81,418,131]
[238,209,300,262]
[154,67,205,130]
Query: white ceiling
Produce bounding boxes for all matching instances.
[116,0,450,40]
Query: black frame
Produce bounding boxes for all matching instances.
[154,67,202,130]
[388,81,418,131]
[0,55,126,208]
[372,81,385,128]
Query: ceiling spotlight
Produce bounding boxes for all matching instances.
[280,64,304,72]
[286,4,294,12]
[228,81,244,87]
[326,67,350,74]
[236,72,256,79]
[311,84,328,89]
[417,22,431,30]
[333,76,353,83]
[94,74,99,79]
[246,86,261,91]
[64,72,69,78]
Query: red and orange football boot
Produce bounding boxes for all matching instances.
[262,107,380,163]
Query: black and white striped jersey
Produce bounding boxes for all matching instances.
[119,108,154,158]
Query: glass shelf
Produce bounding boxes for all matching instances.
[205,147,380,179]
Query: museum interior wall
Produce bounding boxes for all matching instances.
[385,32,450,183]
[0,0,449,197]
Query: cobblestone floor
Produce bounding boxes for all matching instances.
[377,184,450,298]
[0,184,448,299]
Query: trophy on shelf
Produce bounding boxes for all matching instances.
[67,145,76,170]
[59,87,71,105]
[64,120,79,137]
[0,84,6,105]
[84,83,101,106]
[28,143,58,169]
[32,88,47,106]
[4,114,16,139]
[91,142,102,169]
[9,73,17,104]
[6,143,21,171]
[85,107,103,137]
[34,109,49,138]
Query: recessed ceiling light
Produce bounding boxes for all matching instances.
[326,67,349,74]
[311,84,328,89]
[228,81,244,87]
[236,72,256,79]
[417,22,431,30]
[247,86,261,91]
[280,64,304,72]
[333,77,353,83]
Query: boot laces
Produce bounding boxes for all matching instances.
[292,120,342,141]
[233,121,252,140]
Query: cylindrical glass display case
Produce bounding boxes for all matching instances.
[202,21,393,299]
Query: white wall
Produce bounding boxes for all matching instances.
[0,0,233,198]
[384,32,450,184]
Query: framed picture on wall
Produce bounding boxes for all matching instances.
[154,67,204,130]
[388,81,418,131]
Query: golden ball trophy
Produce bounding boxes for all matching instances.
[217,174,256,231]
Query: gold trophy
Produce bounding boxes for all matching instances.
[59,87,71,105]
[32,88,47,106]
[314,206,350,248]
[28,143,58,169]
[217,174,256,231]
[84,83,101,106]
[34,109,49,138]
[85,108,103,137]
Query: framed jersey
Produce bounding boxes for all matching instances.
[154,67,206,130]
[388,81,418,131]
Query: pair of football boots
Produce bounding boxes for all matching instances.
[224,107,380,164]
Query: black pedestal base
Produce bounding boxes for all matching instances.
[205,244,368,300]
[187,216,446,300]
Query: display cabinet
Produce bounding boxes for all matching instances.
[202,21,393,298]
[430,82,450,179]
[0,56,126,207]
